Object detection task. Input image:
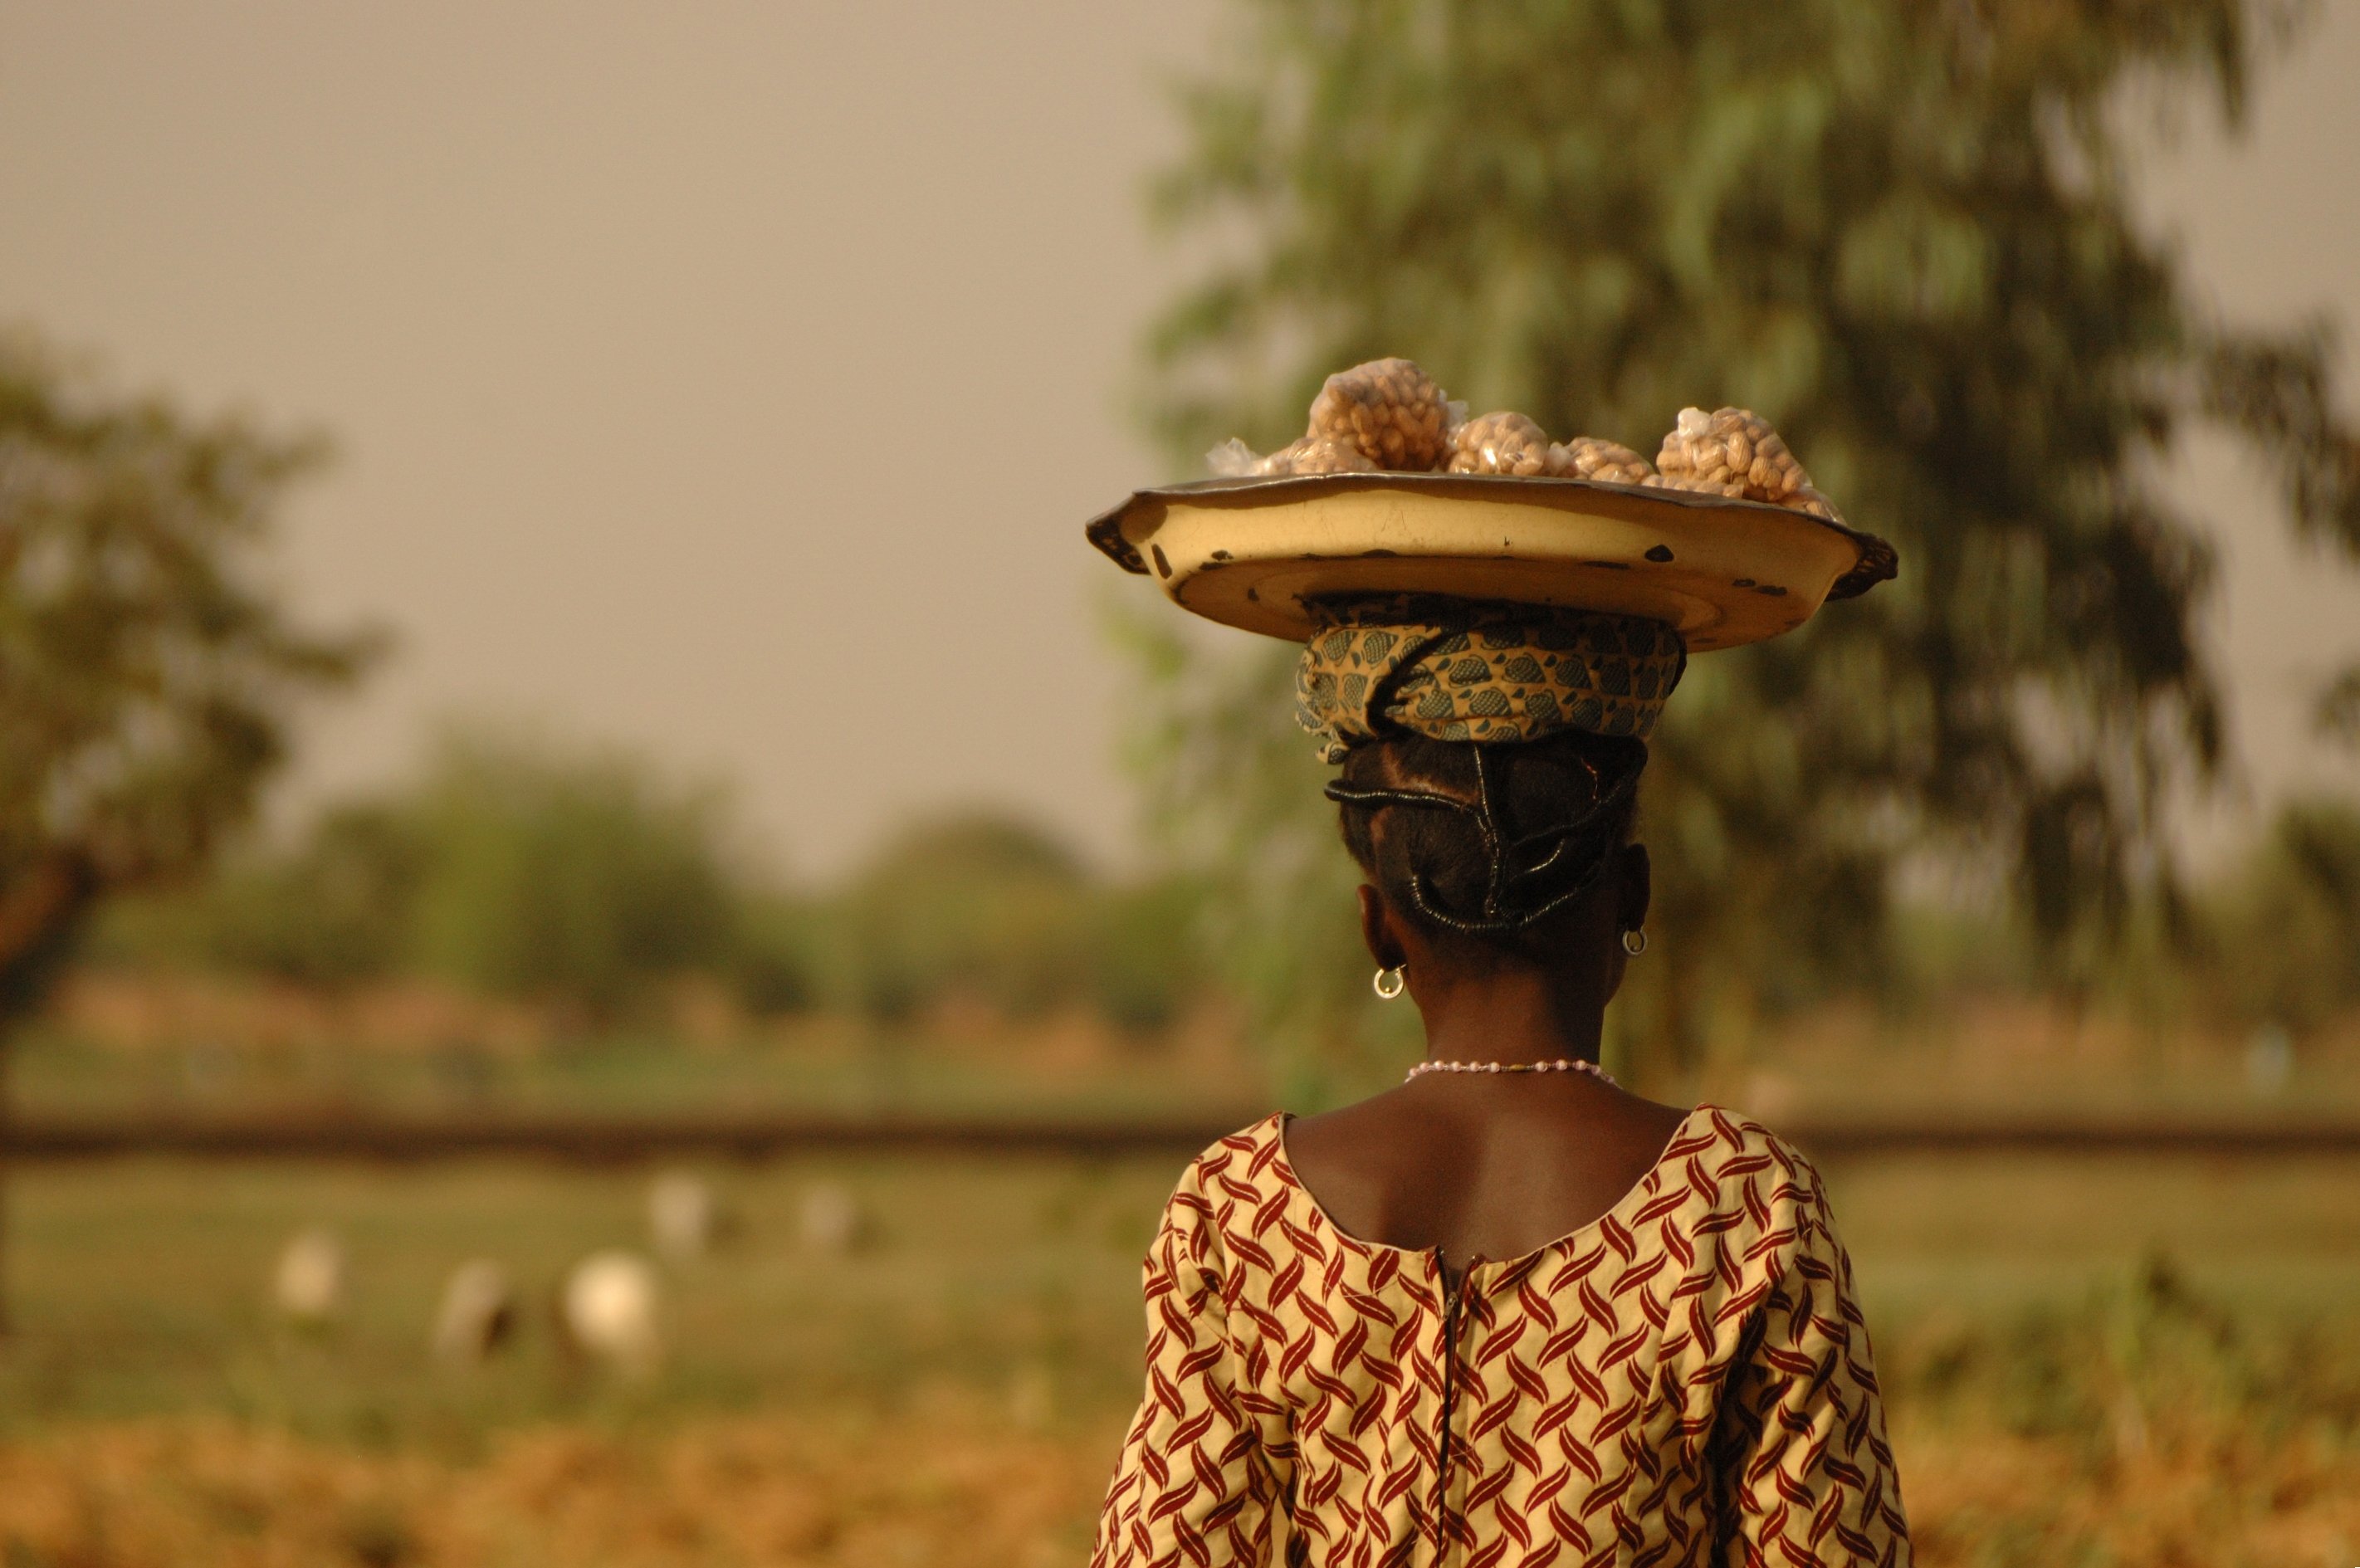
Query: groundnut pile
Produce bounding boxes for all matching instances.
[1447,412,1551,476]
[1309,358,1455,471]
[1549,436,1656,486]
[1209,358,1845,524]
[1641,405,1841,519]
[1262,434,1376,476]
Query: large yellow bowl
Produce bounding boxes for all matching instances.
[1085,472,1896,651]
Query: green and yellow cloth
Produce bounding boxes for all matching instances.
[1295,594,1687,761]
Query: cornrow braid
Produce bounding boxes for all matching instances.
[1331,730,1645,949]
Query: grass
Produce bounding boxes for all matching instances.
[6,1013,1268,1124]
[22,984,2360,1126]
[0,1141,2357,1564]
[0,1153,1178,1448]
[5,999,2360,1564]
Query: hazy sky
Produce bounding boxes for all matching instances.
[2,2,2354,877]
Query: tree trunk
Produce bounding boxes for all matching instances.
[0,853,98,1337]
[0,1029,11,1336]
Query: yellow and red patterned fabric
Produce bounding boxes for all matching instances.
[1091,1106,1911,1567]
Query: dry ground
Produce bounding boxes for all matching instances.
[1,1141,2356,1565]
[1,1398,2356,1566]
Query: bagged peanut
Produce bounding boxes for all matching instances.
[1654,406,1810,503]
[1260,434,1378,476]
[1446,412,1552,476]
[1547,436,1656,485]
[1201,433,1378,478]
[1308,358,1454,471]
[1640,471,1747,498]
[1787,485,1845,523]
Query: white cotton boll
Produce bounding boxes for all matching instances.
[561,1250,662,1374]
[648,1171,717,1261]
[431,1259,516,1364]
[272,1228,346,1325]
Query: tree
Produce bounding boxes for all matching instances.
[403,727,743,1016]
[0,334,377,1324]
[828,813,1097,1022]
[93,726,779,1016]
[0,336,380,1003]
[1127,0,2360,1088]
[92,801,425,989]
[816,809,1209,1036]
[2202,797,2360,1034]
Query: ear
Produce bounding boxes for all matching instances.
[1356,883,1410,971]
[1616,842,1653,935]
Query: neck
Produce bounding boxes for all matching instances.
[1413,963,1606,1067]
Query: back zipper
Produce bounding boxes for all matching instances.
[1432,1250,1474,1565]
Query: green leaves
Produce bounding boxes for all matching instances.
[0,335,379,1009]
[2200,323,2360,554]
[1126,0,2359,1074]
[404,730,740,1014]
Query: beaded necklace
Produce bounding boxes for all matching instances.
[1404,1057,1615,1085]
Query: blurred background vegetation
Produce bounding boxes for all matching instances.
[4,1,2360,1564]
[1126,0,2360,1095]
[7,1,2359,1107]
[76,729,1215,1050]
[29,696,2359,1102]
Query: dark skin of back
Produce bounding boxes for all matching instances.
[1283,842,1692,1268]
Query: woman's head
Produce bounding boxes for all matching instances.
[1334,729,1649,980]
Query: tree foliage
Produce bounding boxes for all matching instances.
[403,730,743,1014]
[92,740,1209,1033]
[1129,0,2360,1081]
[827,814,1097,1023]
[2201,796,2360,1033]
[94,727,755,1015]
[0,335,377,1022]
[818,812,1207,1033]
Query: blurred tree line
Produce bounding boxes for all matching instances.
[64,716,2360,1056]
[86,725,1209,1038]
[2,319,2352,1075]
[1125,0,2360,1091]
[0,332,1204,1050]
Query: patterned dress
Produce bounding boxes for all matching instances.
[1091,1106,1910,1567]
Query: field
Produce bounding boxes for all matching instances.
[2,1138,2358,1566]
[3,1002,2359,1564]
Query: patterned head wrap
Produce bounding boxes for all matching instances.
[1294,594,1688,763]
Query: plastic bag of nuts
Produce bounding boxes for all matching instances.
[1202,433,1379,478]
[1260,434,1378,476]
[1787,485,1845,522]
[1203,437,1264,478]
[1547,436,1656,486]
[1308,358,1455,471]
[1654,406,1810,503]
[1640,471,1747,499]
[1446,412,1552,476]
[1649,406,1850,521]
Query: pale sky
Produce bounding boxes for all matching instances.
[2,3,2354,877]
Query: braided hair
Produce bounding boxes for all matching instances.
[1331,730,1645,955]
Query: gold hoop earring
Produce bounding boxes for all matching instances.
[1621,928,1648,957]
[1372,965,1406,1000]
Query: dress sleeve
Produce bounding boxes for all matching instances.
[1091,1166,1282,1568]
[1716,1166,1912,1567]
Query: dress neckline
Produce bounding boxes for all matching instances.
[1269,1104,1710,1280]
